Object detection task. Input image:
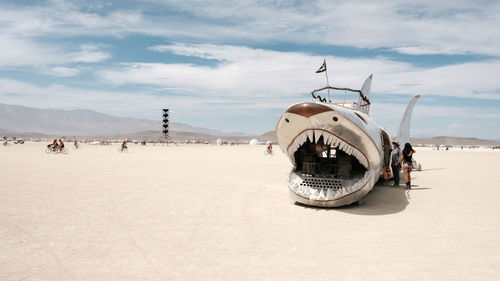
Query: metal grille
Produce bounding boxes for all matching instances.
[300,178,343,189]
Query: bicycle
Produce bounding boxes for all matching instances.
[46,145,68,154]
[118,146,128,153]
[264,148,274,156]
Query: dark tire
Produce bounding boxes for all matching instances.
[317,160,331,174]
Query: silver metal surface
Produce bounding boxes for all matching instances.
[276,101,386,207]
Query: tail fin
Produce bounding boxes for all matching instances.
[396,95,421,146]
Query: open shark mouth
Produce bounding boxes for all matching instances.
[286,129,372,201]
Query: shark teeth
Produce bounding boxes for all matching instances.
[288,129,369,168]
[307,130,314,142]
[285,129,372,202]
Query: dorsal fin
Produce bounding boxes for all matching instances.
[360,74,372,114]
[396,95,421,146]
[361,74,372,101]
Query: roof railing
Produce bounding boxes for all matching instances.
[311,86,371,114]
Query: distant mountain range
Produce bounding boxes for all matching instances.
[0,103,247,137]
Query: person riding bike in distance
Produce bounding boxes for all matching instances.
[264,142,274,155]
[121,140,128,152]
[51,139,58,150]
[59,139,64,152]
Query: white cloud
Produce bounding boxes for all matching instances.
[70,45,110,63]
[0,1,143,37]
[1,1,499,57]
[0,34,109,68]
[0,78,164,118]
[48,66,81,77]
[146,0,500,57]
[105,43,410,97]
[103,43,500,100]
[370,102,500,138]
[0,79,42,94]
[0,35,61,66]
[476,113,500,119]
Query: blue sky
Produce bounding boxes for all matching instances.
[0,0,499,139]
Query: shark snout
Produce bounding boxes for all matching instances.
[285,102,333,118]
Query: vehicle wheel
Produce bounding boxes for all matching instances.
[317,160,331,174]
[46,147,52,154]
[62,148,68,154]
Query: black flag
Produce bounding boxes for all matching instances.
[315,59,327,73]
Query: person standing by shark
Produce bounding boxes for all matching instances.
[401,143,416,189]
[391,141,402,186]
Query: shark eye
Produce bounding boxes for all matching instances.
[285,118,290,123]
[332,117,338,122]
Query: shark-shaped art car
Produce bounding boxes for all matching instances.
[276,74,396,207]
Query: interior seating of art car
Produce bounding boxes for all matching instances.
[293,131,392,184]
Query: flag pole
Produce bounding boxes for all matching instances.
[324,60,330,102]
[315,59,330,102]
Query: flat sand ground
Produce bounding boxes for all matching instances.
[1,143,499,281]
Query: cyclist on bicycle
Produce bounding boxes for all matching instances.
[266,143,273,154]
[121,140,128,151]
[59,139,64,151]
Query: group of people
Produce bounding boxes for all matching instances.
[50,139,65,151]
[390,141,415,190]
[48,139,128,151]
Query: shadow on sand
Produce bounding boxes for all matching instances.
[295,183,429,215]
[420,168,445,171]
[407,187,431,190]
